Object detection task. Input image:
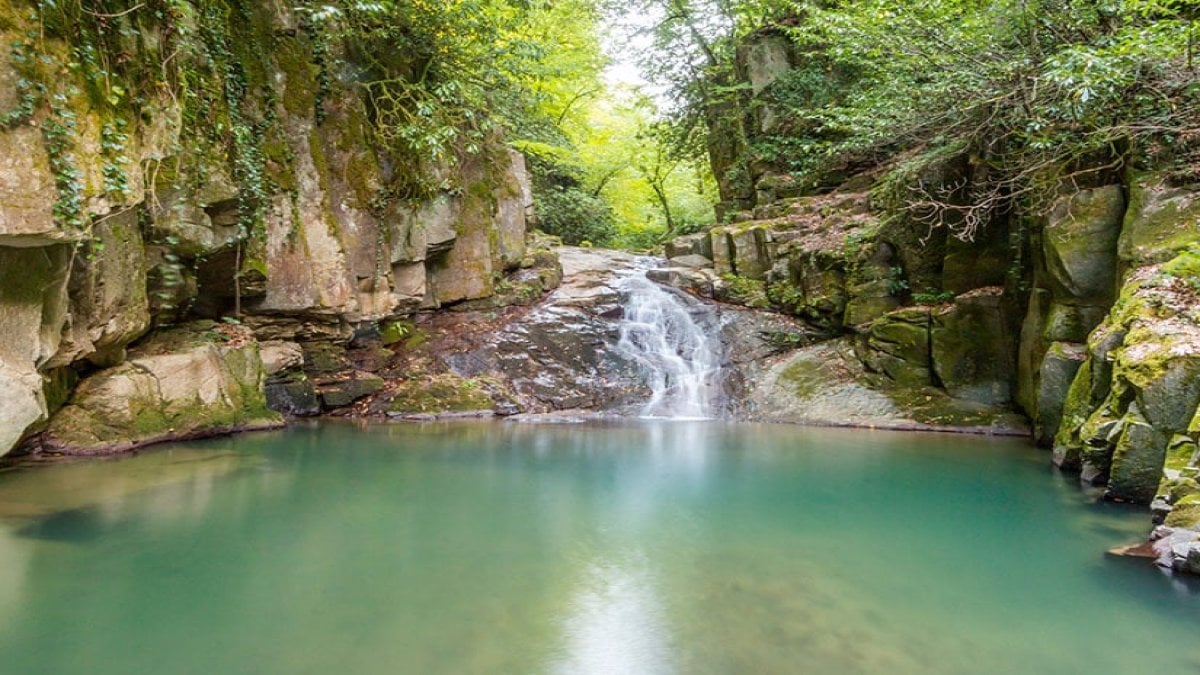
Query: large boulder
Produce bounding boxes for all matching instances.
[859,307,932,386]
[41,323,282,454]
[1119,173,1200,270]
[1041,185,1124,304]
[931,288,1013,405]
[1033,342,1087,446]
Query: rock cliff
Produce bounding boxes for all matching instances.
[0,0,535,455]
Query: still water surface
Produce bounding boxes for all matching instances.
[0,421,1197,674]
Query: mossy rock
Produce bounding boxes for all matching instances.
[1034,342,1087,446]
[844,286,899,327]
[318,371,385,409]
[1042,185,1124,303]
[1155,434,1200,513]
[729,225,772,280]
[861,307,932,385]
[931,290,1013,405]
[1108,408,1170,503]
[302,342,352,375]
[386,375,494,415]
[1016,287,1052,419]
[1041,302,1109,344]
[1119,173,1200,269]
[1165,493,1200,530]
[42,323,281,454]
[379,321,416,346]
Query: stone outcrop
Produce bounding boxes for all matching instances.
[39,323,282,455]
[1018,184,1127,442]
[1054,251,1200,515]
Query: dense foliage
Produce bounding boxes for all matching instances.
[626,0,1199,238]
[770,0,1199,235]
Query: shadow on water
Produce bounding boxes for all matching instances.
[15,507,113,543]
[0,446,265,545]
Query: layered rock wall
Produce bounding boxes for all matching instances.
[0,0,535,455]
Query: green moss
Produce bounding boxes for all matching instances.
[379,321,415,345]
[274,36,318,116]
[262,135,298,191]
[778,360,824,399]
[330,103,382,207]
[1166,494,1200,529]
[302,342,351,375]
[720,273,770,309]
[1162,249,1200,279]
[1120,174,1200,265]
[387,375,494,414]
[131,405,171,436]
[41,367,78,416]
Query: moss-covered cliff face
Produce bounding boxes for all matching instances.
[0,0,536,456]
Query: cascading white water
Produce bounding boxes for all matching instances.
[615,263,723,419]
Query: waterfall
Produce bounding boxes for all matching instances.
[615,262,724,419]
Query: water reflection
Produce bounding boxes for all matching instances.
[555,555,673,675]
[0,449,260,524]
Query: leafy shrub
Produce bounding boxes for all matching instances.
[912,291,956,305]
[534,185,618,246]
